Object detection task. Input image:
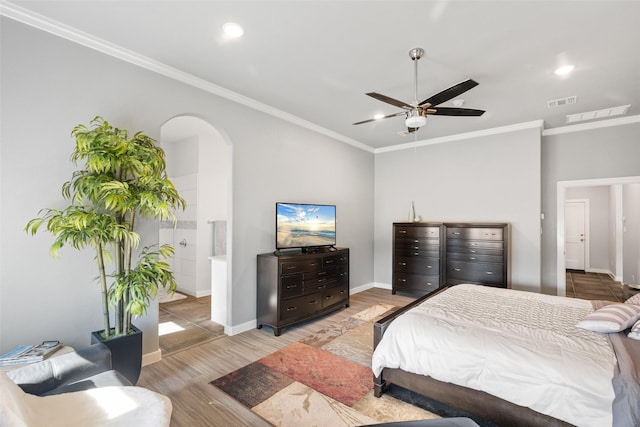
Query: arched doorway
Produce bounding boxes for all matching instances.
[159,115,232,331]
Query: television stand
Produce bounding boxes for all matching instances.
[257,247,350,335]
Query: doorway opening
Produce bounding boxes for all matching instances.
[159,115,232,335]
[557,176,640,296]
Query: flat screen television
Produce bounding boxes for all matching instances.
[276,202,336,251]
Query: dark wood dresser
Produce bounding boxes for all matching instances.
[392,222,509,295]
[392,223,443,295]
[444,223,509,288]
[257,248,349,336]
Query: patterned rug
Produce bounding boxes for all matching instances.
[211,304,444,426]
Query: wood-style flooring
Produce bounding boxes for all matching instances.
[143,274,624,426]
[140,288,416,427]
[159,295,225,356]
[565,270,625,302]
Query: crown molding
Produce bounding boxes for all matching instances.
[542,114,640,136]
[0,1,374,153]
[375,120,544,154]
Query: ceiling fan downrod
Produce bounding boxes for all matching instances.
[409,48,424,107]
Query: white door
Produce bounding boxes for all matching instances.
[565,201,586,270]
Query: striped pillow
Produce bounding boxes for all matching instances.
[576,303,640,333]
[625,292,640,305]
[629,320,640,340]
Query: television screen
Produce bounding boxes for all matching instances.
[276,203,336,250]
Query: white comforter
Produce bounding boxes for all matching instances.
[372,284,617,427]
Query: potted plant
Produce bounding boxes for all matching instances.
[26,116,185,384]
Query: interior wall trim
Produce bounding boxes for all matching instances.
[0,2,374,154]
[374,120,544,154]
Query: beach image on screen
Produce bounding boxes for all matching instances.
[277,203,336,248]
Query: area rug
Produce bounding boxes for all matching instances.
[211,304,445,426]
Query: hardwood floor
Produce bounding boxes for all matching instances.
[159,295,225,356]
[143,276,625,426]
[139,288,416,427]
[565,270,625,302]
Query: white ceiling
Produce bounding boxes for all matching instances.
[4,0,640,149]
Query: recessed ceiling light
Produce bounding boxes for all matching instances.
[554,64,575,76]
[223,22,244,39]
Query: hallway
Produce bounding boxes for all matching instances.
[565,271,625,302]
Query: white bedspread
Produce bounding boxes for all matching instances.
[372,284,617,427]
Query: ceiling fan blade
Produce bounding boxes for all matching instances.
[367,92,413,109]
[353,111,405,125]
[428,107,485,116]
[418,79,479,107]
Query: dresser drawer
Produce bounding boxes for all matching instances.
[323,284,349,307]
[303,277,336,294]
[337,265,348,285]
[281,274,304,299]
[394,248,441,259]
[446,246,504,257]
[447,240,503,251]
[395,226,440,239]
[446,252,503,264]
[447,261,504,285]
[446,227,503,241]
[304,267,336,281]
[395,238,440,252]
[280,293,322,321]
[394,273,440,294]
[281,258,322,274]
[395,257,440,275]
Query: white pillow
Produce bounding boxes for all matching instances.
[625,292,640,305]
[576,303,640,333]
[628,320,640,340]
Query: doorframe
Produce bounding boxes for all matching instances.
[557,176,640,296]
[564,198,590,271]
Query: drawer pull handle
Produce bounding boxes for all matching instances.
[426,265,432,268]
[399,262,407,266]
[317,284,326,290]
[454,268,461,272]
[469,257,476,260]
[286,284,297,289]
[470,243,478,246]
[318,278,327,283]
[325,260,335,264]
[318,271,327,276]
[339,290,346,294]
[399,230,407,234]
[485,272,494,275]
[453,232,461,235]
[469,250,477,253]
[413,239,419,243]
[309,300,318,305]
[325,295,333,300]
[412,246,419,250]
[286,266,297,270]
[399,278,407,282]
[286,307,297,312]
[412,252,419,256]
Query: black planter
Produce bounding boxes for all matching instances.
[91,325,143,385]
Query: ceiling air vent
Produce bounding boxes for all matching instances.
[566,105,631,123]
[547,96,577,108]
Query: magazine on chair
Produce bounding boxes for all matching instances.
[0,341,62,366]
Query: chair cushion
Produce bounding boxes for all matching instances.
[41,370,132,396]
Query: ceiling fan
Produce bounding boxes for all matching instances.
[353,48,485,132]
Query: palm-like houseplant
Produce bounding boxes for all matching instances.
[26,116,185,342]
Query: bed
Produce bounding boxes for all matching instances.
[372,284,640,427]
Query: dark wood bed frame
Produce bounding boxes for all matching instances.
[373,287,572,427]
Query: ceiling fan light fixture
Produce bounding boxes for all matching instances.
[405,112,427,128]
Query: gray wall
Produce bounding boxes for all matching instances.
[0,19,374,353]
[374,126,542,292]
[541,122,640,294]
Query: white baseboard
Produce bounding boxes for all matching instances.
[225,319,255,336]
[142,349,162,366]
[585,268,621,281]
[350,282,392,294]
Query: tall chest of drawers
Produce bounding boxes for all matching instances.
[392,223,443,295]
[444,223,509,288]
[257,248,349,336]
